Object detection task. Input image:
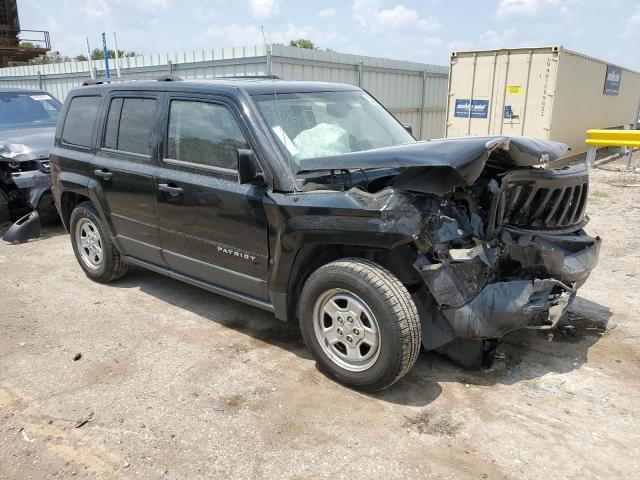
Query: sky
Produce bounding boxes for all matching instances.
[16,0,640,70]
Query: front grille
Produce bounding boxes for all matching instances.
[501,166,589,231]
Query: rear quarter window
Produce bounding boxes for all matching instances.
[62,96,101,148]
[103,97,156,156]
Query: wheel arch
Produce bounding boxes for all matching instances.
[60,191,92,231]
[283,243,423,323]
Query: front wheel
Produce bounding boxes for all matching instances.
[299,258,421,391]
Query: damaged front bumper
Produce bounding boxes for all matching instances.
[11,168,52,211]
[416,231,600,342]
[2,168,52,244]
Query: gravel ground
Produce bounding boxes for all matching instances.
[1,161,639,480]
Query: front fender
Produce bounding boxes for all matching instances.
[264,190,417,295]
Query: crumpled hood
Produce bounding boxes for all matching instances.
[298,135,568,195]
[0,126,55,162]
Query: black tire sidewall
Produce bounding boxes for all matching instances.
[300,264,406,390]
[0,189,10,226]
[69,203,112,280]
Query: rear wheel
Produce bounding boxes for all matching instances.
[299,258,421,391]
[70,202,128,283]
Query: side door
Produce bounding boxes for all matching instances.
[92,93,164,265]
[155,95,270,300]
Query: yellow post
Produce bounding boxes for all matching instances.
[584,128,639,169]
[585,129,640,147]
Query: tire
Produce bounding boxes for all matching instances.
[69,201,128,283]
[0,189,10,230]
[299,258,421,391]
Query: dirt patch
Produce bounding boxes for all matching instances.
[403,410,461,437]
[220,394,246,411]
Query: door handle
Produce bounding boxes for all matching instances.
[158,183,184,196]
[94,169,113,180]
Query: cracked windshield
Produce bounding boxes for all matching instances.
[253,90,415,169]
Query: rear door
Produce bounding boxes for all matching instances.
[93,93,164,265]
[154,94,270,300]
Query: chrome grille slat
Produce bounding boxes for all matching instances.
[564,186,582,225]
[571,184,588,225]
[544,188,566,225]
[557,186,576,226]
[531,188,553,221]
[501,167,589,231]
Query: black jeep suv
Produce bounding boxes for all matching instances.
[50,78,600,390]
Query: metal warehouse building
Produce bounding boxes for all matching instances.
[0,44,449,140]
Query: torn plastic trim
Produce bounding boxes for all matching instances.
[442,278,571,340]
[416,228,599,310]
[2,210,41,244]
[524,288,574,331]
[501,228,601,285]
[416,257,491,309]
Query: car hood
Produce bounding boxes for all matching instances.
[297,136,568,195]
[0,126,56,161]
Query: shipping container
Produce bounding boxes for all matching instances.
[445,46,640,156]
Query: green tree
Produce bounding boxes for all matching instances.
[289,39,316,49]
[89,48,137,60]
[19,41,36,48]
[15,51,72,65]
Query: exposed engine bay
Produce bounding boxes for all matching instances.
[296,136,600,368]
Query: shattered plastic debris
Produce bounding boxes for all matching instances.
[74,411,94,428]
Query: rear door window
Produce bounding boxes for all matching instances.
[62,96,101,147]
[103,97,157,156]
[166,100,248,171]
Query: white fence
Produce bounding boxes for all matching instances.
[0,44,448,139]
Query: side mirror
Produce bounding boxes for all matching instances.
[237,149,264,185]
[403,124,414,136]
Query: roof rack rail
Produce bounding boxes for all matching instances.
[156,74,183,82]
[80,73,278,87]
[221,75,280,79]
[81,79,106,86]
[81,75,183,86]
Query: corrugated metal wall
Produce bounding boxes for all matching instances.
[0,44,448,139]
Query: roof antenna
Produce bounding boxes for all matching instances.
[260,25,298,194]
